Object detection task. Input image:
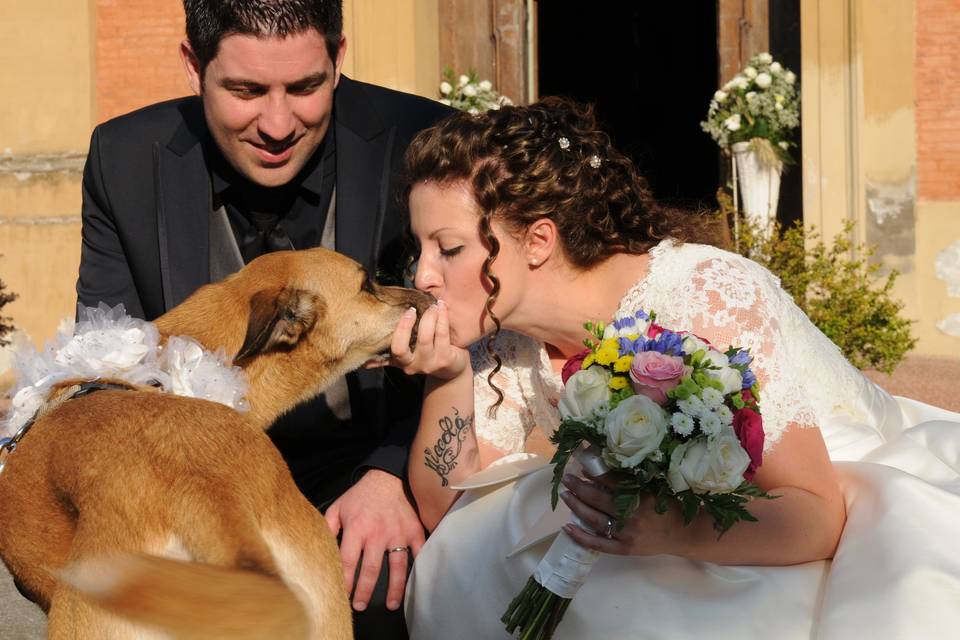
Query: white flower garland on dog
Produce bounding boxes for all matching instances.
[2,303,248,439]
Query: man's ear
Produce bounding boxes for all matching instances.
[235,287,324,363]
[180,40,203,96]
[333,35,347,88]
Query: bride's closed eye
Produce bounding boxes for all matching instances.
[440,245,464,258]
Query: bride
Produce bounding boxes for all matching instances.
[388,98,960,639]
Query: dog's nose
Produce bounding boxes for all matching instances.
[407,290,437,349]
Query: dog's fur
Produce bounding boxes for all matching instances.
[0,248,433,639]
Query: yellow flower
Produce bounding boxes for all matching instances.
[626,333,640,341]
[582,353,596,369]
[609,375,630,390]
[613,355,633,373]
[595,346,619,366]
[601,338,620,350]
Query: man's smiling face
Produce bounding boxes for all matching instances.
[182,30,344,187]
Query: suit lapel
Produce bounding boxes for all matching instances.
[334,77,396,273]
[154,123,211,311]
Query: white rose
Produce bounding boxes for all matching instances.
[681,335,710,356]
[458,74,470,87]
[559,366,612,422]
[755,73,772,89]
[667,430,751,494]
[743,66,758,79]
[440,81,453,95]
[734,76,750,90]
[785,71,796,85]
[479,80,493,91]
[757,52,773,65]
[702,350,744,395]
[602,395,669,468]
[713,90,728,102]
[770,62,783,74]
[745,91,757,102]
[462,84,477,97]
[723,114,741,131]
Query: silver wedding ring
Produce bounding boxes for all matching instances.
[603,518,615,540]
[388,546,409,554]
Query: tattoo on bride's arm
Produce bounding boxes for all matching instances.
[424,407,474,487]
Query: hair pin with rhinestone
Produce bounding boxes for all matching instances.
[588,154,602,168]
[558,137,571,150]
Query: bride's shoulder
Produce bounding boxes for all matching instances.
[653,240,781,288]
[469,330,540,371]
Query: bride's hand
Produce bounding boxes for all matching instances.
[390,299,470,381]
[558,473,687,557]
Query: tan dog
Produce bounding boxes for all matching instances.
[0,248,433,639]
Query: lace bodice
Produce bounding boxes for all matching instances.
[470,240,874,455]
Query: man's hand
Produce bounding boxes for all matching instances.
[324,469,425,612]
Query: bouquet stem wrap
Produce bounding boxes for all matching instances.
[502,447,609,638]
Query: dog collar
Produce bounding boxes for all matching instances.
[0,381,133,475]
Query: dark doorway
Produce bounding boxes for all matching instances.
[537,2,719,210]
[769,0,803,227]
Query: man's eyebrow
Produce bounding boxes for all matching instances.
[286,72,329,88]
[218,71,329,88]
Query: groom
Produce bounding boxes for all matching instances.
[74,1,449,637]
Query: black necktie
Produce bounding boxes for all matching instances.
[239,220,294,263]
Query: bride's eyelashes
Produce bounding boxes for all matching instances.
[440,245,464,258]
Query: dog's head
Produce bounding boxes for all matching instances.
[230,248,433,374]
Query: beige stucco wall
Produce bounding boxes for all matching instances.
[0,0,440,358]
[801,0,960,356]
[0,0,90,349]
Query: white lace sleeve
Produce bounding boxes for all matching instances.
[469,331,538,455]
[628,243,826,451]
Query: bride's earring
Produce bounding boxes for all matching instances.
[529,258,540,266]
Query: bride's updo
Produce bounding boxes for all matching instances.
[402,96,704,269]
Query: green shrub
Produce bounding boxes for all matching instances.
[716,191,916,373]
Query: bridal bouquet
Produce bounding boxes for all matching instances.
[502,310,773,639]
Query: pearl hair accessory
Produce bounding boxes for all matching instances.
[589,154,602,168]
[558,137,571,150]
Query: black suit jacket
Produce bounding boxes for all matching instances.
[76,76,451,506]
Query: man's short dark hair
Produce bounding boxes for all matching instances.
[184,0,343,73]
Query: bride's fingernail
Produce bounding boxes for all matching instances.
[436,299,446,309]
[562,473,576,485]
[404,307,417,318]
[559,490,571,503]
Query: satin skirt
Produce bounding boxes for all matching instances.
[406,390,960,639]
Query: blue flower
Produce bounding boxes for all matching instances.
[742,368,757,389]
[618,337,642,355]
[730,349,753,367]
[634,309,650,321]
[642,330,684,357]
[612,316,637,331]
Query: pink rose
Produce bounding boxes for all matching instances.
[561,349,591,385]
[732,408,764,481]
[628,351,685,406]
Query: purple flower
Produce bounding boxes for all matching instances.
[618,337,642,355]
[634,310,650,321]
[612,316,637,331]
[742,368,757,389]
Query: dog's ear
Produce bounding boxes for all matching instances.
[235,287,325,362]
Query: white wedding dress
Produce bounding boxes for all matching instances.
[405,240,960,639]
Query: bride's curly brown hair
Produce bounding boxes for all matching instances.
[401,96,711,413]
